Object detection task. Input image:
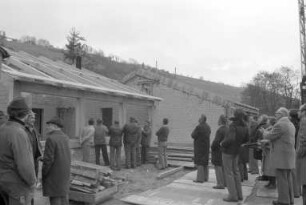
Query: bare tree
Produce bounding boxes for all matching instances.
[241,67,300,115]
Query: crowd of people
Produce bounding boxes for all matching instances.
[0,97,71,205]
[80,116,170,170]
[192,107,306,205]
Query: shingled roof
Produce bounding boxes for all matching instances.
[1,48,162,101]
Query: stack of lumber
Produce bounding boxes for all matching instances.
[69,161,121,204]
[70,161,115,194]
[147,144,195,168]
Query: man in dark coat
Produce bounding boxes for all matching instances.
[156,118,170,170]
[192,114,211,183]
[42,117,71,205]
[211,114,228,189]
[141,121,152,164]
[25,111,42,177]
[94,119,110,166]
[123,117,141,169]
[109,121,123,170]
[0,97,36,205]
[221,109,249,202]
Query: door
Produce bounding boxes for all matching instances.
[102,108,113,128]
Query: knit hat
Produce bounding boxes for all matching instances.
[46,116,63,128]
[7,97,30,114]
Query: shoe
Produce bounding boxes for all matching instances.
[223,197,238,202]
[193,180,204,183]
[213,186,225,189]
[294,195,300,198]
[266,184,276,189]
[251,172,259,175]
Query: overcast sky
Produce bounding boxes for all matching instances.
[1,0,301,86]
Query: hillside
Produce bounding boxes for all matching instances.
[3,40,242,102]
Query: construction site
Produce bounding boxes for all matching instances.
[0,0,305,205]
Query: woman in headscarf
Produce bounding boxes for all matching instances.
[192,114,211,183]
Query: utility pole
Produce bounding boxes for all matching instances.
[298,0,306,103]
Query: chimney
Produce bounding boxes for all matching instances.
[76,56,82,69]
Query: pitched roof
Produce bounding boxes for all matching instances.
[1,48,162,101]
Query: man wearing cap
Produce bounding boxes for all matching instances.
[122,117,141,169]
[42,117,71,205]
[263,107,296,205]
[0,97,36,205]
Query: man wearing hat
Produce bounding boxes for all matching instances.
[0,97,36,205]
[263,107,296,205]
[42,117,71,205]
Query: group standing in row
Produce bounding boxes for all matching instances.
[80,116,170,170]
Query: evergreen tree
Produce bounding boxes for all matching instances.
[64,28,86,64]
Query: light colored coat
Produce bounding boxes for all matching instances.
[265,117,296,170]
[296,117,306,185]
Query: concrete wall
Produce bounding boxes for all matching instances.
[125,78,226,145]
[153,85,225,144]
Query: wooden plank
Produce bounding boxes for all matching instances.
[71,161,112,175]
[157,166,183,179]
[69,185,117,204]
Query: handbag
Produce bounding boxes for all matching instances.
[253,147,262,160]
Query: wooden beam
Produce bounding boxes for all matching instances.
[156,166,183,179]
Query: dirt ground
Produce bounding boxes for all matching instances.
[95,164,191,205]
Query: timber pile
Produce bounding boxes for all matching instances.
[69,161,122,204]
[147,145,195,168]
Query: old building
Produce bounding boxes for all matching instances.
[0,48,161,155]
[122,69,258,145]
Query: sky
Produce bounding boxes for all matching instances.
[0,0,302,86]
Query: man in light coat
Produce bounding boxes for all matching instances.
[263,107,296,205]
[0,97,36,205]
[80,118,95,162]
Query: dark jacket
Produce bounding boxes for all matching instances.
[141,125,152,146]
[156,125,170,142]
[123,122,141,145]
[0,118,36,198]
[42,130,71,197]
[25,126,42,176]
[191,122,211,166]
[94,124,109,145]
[221,120,249,156]
[109,125,123,147]
[211,125,228,166]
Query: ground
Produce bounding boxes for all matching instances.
[67,164,191,205]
